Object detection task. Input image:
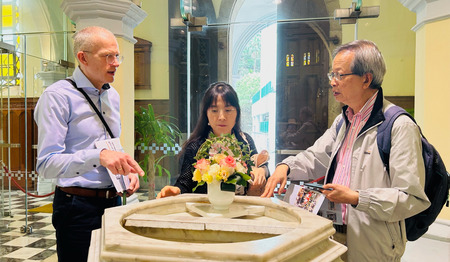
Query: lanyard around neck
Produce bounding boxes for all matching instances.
[65,79,115,139]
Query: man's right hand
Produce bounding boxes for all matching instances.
[157,186,181,199]
[99,149,145,177]
[260,164,289,198]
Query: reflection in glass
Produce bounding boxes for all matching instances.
[170,0,340,173]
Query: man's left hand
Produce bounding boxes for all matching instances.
[117,173,140,197]
[321,183,359,206]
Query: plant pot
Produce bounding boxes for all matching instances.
[207,180,235,211]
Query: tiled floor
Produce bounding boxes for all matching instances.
[0,191,56,262]
[0,190,149,262]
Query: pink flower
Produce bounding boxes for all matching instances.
[195,158,210,172]
[220,156,236,168]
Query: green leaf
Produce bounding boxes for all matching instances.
[192,181,205,192]
[221,182,236,192]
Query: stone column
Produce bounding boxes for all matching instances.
[399,0,450,219]
[61,0,147,155]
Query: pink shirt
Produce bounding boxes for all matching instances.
[333,91,378,223]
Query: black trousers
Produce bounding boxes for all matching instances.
[52,187,120,262]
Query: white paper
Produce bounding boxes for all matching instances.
[95,138,130,193]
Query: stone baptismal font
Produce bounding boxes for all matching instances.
[88,194,347,261]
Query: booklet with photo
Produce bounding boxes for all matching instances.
[283,183,325,214]
[283,183,343,225]
[95,138,130,193]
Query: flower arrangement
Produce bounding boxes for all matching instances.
[192,133,253,192]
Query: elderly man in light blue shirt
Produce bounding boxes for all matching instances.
[34,26,144,262]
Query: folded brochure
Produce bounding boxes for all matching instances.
[95,138,130,193]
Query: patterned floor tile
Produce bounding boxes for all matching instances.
[0,245,20,256]
[3,236,41,247]
[27,249,56,260]
[2,247,45,259]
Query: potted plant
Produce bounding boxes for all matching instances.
[135,104,182,199]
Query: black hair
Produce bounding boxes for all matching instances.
[180,82,242,156]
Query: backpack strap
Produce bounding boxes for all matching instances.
[377,105,418,173]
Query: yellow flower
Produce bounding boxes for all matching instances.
[219,166,234,181]
[202,172,213,183]
[193,169,203,182]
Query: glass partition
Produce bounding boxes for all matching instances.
[168,0,384,178]
[0,1,73,237]
[0,30,74,232]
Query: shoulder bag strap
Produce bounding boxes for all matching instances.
[65,79,115,139]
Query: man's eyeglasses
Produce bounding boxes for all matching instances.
[83,51,124,65]
[327,72,358,81]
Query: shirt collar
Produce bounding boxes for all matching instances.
[345,90,378,121]
[72,67,111,93]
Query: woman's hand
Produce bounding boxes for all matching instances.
[156,186,181,199]
[250,167,266,186]
[247,167,267,196]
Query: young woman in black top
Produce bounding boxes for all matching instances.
[157,82,269,198]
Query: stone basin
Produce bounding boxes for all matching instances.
[88,194,346,262]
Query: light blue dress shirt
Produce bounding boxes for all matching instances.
[34,67,121,188]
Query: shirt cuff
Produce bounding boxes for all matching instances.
[86,148,103,168]
[355,190,370,211]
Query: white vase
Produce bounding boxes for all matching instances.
[207,180,235,210]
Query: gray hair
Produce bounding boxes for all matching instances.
[332,40,386,89]
[72,26,114,61]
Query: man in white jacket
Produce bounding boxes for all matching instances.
[262,40,430,261]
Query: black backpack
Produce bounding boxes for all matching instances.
[337,105,450,241]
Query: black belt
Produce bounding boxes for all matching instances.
[334,224,347,234]
[57,186,117,199]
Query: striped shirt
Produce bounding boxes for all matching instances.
[333,91,378,224]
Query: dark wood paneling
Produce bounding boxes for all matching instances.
[134,37,152,90]
[385,96,414,110]
[0,98,38,190]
